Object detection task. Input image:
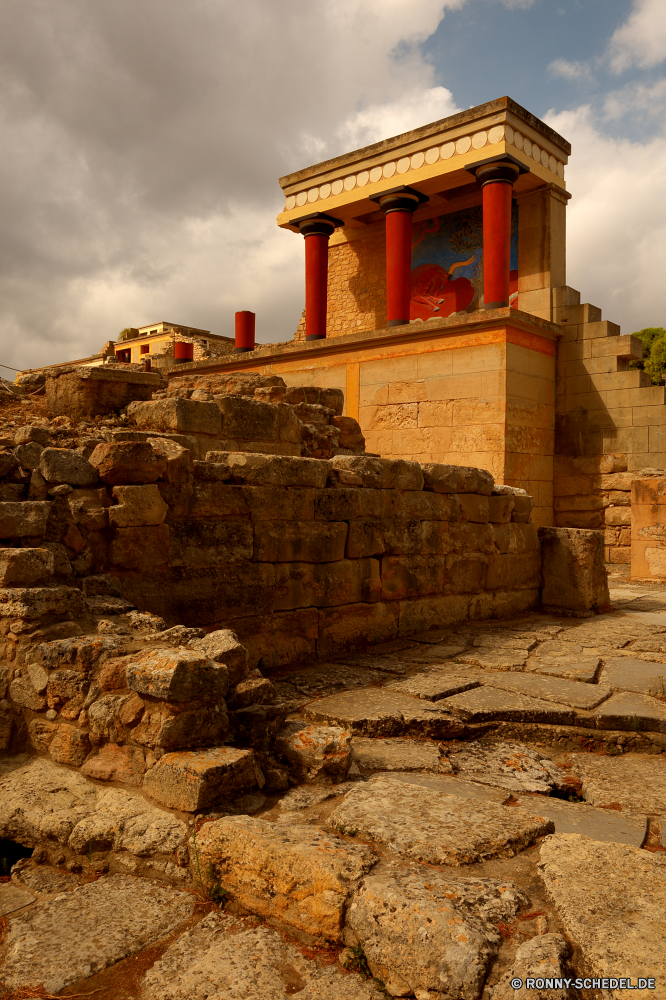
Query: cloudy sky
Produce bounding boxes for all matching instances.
[1,0,665,369]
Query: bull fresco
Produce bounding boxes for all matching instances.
[410,204,518,321]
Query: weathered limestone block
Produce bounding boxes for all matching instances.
[46,365,161,420]
[68,488,111,530]
[346,864,527,1000]
[488,494,514,523]
[278,385,344,414]
[146,436,194,482]
[14,440,44,470]
[291,401,333,426]
[33,635,118,672]
[126,648,228,701]
[213,395,278,442]
[492,935,572,1000]
[538,834,666,992]
[0,500,51,538]
[0,585,85,622]
[331,415,365,450]
[539,526,610,613]
[422,464,494,495]
[110,524,169,570]
[38,448,98,487]
[254,520,347,562]
[494,522,539,554]
[48,724,91,767]
[143,747,261,810]
[207,452,330,488]
[128,397,222,436]
[9,675,47,710]
[189,628,249,686]
[458,493,490,523]
[275,722,352,783]
[0,547,53,586]
[485,552,541,591]
[381,555,448,600]
[167,518,253,565]
[274,558,380,609]
[195,815,376,940]
[15,425,50,446]
[89,441,167,485]
[132,703,228,750]
[330,455,423,490]
[225,609,318,672]
[88,693,136,744]
[230,675,276,708]
[81,743,148,786]
[328,776,552,864]
[108,484,168,528]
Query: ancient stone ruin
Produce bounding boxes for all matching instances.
[2,96,666,1000]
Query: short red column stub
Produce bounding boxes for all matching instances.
[235,311,256,353]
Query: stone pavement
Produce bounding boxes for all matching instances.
[1,580,666,998]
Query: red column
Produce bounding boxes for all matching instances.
[378,191,421,327]
[174,342,194,363]
[296,215,341,341]
[475,162,520,310]
[235,311,255,353]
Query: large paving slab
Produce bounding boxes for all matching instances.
[567,752,666,816]
[0,882,36,916]
[0,874,195,993]
[346,861,528,999]
[351,736,452,773]
[447,740,568,794]
[141,910,385,999]
[195,814,376,942]
[388,773,648,847]
[0,757,188,861]
[327,775,552,865]
[478,671,611,710]
[274,663,387,698]
[303,687,465,738]
[455,650,529,671]
[384,669,482,701]
[515,795,648,847]
[336,653,409,674]
[538,834,666,998]
[396,643,469,664]
[441,686,575,725]
[601,656,666,696]
[592,691,666,732]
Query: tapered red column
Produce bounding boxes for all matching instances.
[377,189,424,327]
[475,161,521,310]
[295,214,342,341]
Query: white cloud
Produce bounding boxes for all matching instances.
[608,0,666,73]
[548,58,593,82]
[603,78,666,122]
[335,87,460,151]
[0,0,463,368]
[545,104,666,334]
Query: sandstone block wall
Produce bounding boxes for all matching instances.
[631,475,666,579]
[0,446,540,674]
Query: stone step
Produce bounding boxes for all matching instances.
[143,746,263,811]
[303,687,465,739]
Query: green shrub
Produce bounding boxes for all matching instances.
[630,327,666,384]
